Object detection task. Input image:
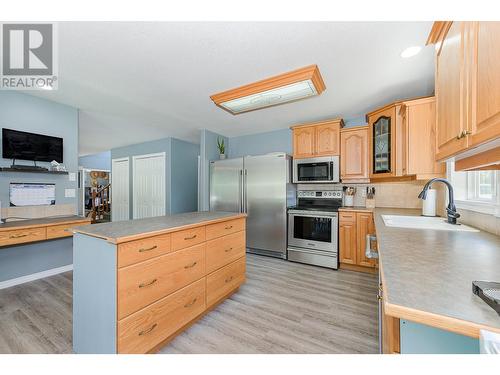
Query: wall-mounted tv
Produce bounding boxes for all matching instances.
[2,128,63,163]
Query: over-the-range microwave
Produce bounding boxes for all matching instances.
[292,155,340,184]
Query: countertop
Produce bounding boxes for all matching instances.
[0,215,90,232]
[339,206,374,213]
[72,211,246,244]
[374,207,500,338]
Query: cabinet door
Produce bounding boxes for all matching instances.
[339,214,357,265]
[315,122,340,156]
[340,127,369,182]
[369,106,397,179]
[293,127,315,159]
[469,21,500,147]
[356,212,377,268]
[435,22,469,160]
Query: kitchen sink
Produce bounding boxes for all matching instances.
[381,215,479,232]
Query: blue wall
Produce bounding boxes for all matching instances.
[0,91,79,283]
[79,151,111,171]
[199,129,228,211]
[111,137,199,219]
[0,91,79,207]
[228,128,292,158]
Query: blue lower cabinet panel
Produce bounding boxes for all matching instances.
[400,320,480,354]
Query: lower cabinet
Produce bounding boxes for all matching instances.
[339,210,377,272]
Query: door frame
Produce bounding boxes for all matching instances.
[111,157,130,222]
[132,152,166,219]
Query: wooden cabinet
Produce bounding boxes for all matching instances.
[432,21,500,166]
[340,126,369,183]
[366,97,444,181]
[291,119,344,159]
[339,210,377,273]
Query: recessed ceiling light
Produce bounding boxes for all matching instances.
[210,65,326,115]
[401,46,422,58]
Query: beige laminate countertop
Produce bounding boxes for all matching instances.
[339,207,374,213]
[0,215,90,232]
[72,211,246,244]
[374,207,500,338]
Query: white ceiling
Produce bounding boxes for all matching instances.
[28,22,436,156]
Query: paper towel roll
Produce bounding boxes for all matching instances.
[422,188,437,217]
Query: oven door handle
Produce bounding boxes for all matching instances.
[289,212,338,219]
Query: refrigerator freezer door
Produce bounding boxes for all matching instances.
[209,158,244,213]
[244,153,290,258]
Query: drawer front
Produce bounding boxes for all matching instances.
[171,226,205,251]
[339,212,356,223]
[0,227,46,247]
[46,222,87,240]
[118,243,205,320]
[206,256,246,307]
[206,231,246,274]
[118,278,206,354]
[118,233,171,268]
[206,218,245,240]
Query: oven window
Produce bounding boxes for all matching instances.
[297,162,330,181]
[293,216,332,242]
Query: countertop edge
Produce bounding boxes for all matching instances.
[374,208,500,339]
[0,216,91,232]
[72,213,247,244]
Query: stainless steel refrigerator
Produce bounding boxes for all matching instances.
[209,153,295,259]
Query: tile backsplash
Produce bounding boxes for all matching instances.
[298,181,446,213]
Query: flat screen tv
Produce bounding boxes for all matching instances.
[2,128,63,163]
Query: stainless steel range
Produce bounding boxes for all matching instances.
[287,189,342,269]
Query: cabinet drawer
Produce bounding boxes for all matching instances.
[118,233,171,268]
[339,212,356,223]
[117,278,206,354]
[205,218,245,240]
[206,231,246,273]
[0,227,46,247]
[171,226,205,251]
[46,222,86,240]
[206,256,246,307]
[117,243,205,320]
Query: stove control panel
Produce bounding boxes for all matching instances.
[297,190,343,199]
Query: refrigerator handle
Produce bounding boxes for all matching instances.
[239,169,243,213]
[243,169,248,213]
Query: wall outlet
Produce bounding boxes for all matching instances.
[65,189,76,198]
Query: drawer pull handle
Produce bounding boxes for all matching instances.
[225,276,234,283]
[184,298,197,308]
[138,245,158,253]
[10,234,29,239]
[139,278,158,288]
[225,225,233,230]
[184,234,197,240]
[138,323,158,336]
[184,261,197,269]
[225,247,233,253]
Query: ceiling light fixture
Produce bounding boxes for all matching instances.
[210,65,326,115]
[401,46,422,58]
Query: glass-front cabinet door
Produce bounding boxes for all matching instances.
[372,116,391,173]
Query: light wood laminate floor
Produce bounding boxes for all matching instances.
[0,254,379,354]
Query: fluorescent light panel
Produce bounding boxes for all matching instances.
[220,79,317,114]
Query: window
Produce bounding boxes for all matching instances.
[448,161,500,216]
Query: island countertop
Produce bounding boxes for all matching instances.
[374,207,500,338]
[72,211,247,244]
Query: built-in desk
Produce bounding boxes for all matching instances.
[0,216,91,247]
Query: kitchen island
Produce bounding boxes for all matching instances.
[374,208,500,354]
[72,211,246,354]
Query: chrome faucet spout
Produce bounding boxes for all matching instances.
[418,178,460,224]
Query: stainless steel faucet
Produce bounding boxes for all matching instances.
[418,178,460,224]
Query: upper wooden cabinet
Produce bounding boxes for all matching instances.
[340,126,369,183]
[291,119,344,159]
[432,21,500,164]
[366,97,444,181]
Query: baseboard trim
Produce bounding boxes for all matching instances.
[0,264,73,290]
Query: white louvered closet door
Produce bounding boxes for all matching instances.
[133,152,166,219]
[111,157,130,222]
